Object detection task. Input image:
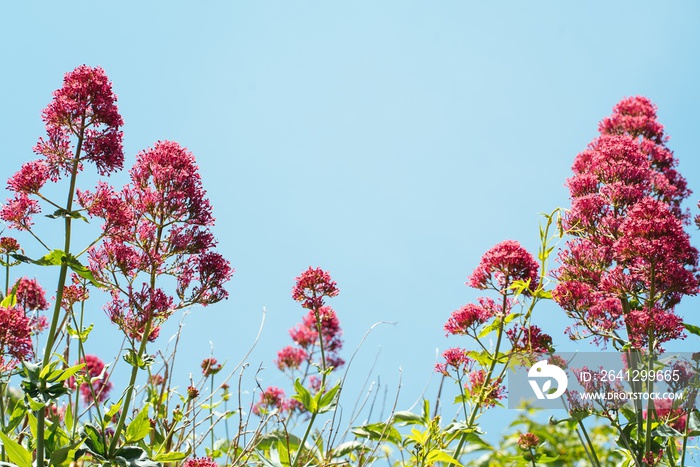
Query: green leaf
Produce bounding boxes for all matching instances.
[0,430,33,467]
[276,440,291,467]
[48,363,86,383]
[64,403,74,433]
[123,349,155,369]
[426,450,463,466]
[683,323,700,337]
[66,254,101,287]
[67,324,94,343]
[686,410,700,436]
[291,379,314,413]
[477,319,501,339]
[332,441,369,458]
[392,411,424,425]
[49,439,84,467]
[125,404,151,443]
[36,249,67,266]
[105,400,123,420]
[316,382,340,413]
[503,313,522,325]
[83,424,106,457]
[153,451,188,462]
[537,454,561,464]
[0,291,16,307]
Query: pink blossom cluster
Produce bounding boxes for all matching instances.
[434,347,472,377]
[82,141,232,341]
[1,66,124,231]
[252,386,288,416]
[554,96,699,350]
[439,240,545,412]
[468,240,539,293]
[465,369,505,408]
[259,268,344,417]
[292,267,339,310]
[0,305,34,372]
[67,354,112,404]
[183,457,218,467]
[506,325,553,355]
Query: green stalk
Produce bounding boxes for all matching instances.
[108,318,154,457]
[36,117,85,467]
[109,219,164,458]
[291,306,328,467]
[210,376,215,452]
[577,420,601,467]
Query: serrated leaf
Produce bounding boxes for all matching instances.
[0,430,33,467]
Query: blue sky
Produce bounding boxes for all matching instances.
[2,1,700,443]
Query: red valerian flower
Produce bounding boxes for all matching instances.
[275,346,308,371]
[517,432,540,451]
[0,306,34,372]
[0,193,41,231]
[507,325,553,354]
[468,240,539,293]
[15,277,49,311]
[443,299,494,336]
[0,237,20,254]
[34,65,124,178]
[7,160,50,194]
[77,355,113,404]
[183,457,218,467]
[434,347,471,376]
[61,274,90,311]
[292,267,339,310]
[555,97,698,349]
[465,370,505,408]
[87,141,232,341]
[252,386,288,415]
[187,385,199,400]
[201,358,222,376]
[287,306,344,369]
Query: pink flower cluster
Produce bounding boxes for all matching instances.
[0,306,33,372]
[554,97,699,350]
[292,267,339,310]
[259,268,345,417]
[435,347,471,377]
[69,354,113,404]
[468,240,539,293]
[1,66,124,231]
[82,141,232,341]
[252,386,288,416]
[465,369,505,408]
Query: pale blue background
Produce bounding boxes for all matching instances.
[2,1,700,446]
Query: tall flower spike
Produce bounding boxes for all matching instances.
[554,97,698,348]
